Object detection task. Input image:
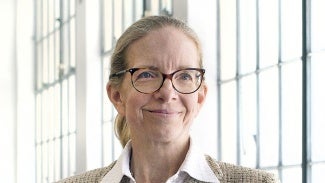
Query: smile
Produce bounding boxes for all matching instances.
[145,109,180,116]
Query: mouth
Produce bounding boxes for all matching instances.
[145,109,180,116]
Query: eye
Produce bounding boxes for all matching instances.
[138,72,153,78]
[134,69,159,81]
[176,72,193,81]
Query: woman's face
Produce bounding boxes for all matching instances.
[110,27,207,144]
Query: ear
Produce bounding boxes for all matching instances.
[197,83,208,109]
[106,82,126,116]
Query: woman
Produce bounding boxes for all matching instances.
[58,16,279,183]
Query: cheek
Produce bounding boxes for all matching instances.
[120,76,148,113]
[119,81,141,116]
[124,92,147,119]
[184,95,201,118]
[126,94,143,110]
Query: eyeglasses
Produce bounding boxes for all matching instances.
[109,68,205,94]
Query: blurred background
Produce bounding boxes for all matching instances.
[1,0,324,182]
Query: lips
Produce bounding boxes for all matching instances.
[145,109,180,115]
[149,109,174,114]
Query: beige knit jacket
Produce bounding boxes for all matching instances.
[56,156,280,183]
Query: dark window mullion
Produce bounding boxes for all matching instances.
[302,0,311,182]
[216,0,222,161]
[132,0,136,22]
[53,0,58,84]
[255,0,261,169]
[236,0,241,166]
[66,0,72,166]
[278,0,283,181]
[67,79,71,176]
[66,0,73,174]
[45,0,51,180]
[99,0,104,168]
[67,0,71,70]
[112,0,116,46]
[111,0,117,163]
[46,0,50,86]
[59,0,64,179]
[34,0,39,181]
[121,0,125,35]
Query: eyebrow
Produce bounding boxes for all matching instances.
[132,65,197,71]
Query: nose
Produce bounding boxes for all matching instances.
[153,78,177,102]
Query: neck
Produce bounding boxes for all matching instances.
[130,137,190,182]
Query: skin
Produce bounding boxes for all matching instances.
[107,26,208,183]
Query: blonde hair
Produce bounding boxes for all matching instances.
[109,16,203,147]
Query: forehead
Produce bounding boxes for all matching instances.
[125,27,200,68]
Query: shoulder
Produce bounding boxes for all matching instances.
[55,161,116,183]
[205,155,280,183]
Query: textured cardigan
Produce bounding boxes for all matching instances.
[56,156,279,183]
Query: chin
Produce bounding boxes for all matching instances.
[149,130,188,144]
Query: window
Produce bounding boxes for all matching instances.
[35,0,76,182]
[216,0,325,182]
[33,1,325,183]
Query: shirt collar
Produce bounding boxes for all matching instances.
[179,139,219,182]
[100,141,134,183]
[101,139,219,183]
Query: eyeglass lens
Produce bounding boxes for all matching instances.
[131,68,203,94]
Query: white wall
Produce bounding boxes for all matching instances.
[0,1,17,182]
[0,0,35,182]
[16,0,35,182]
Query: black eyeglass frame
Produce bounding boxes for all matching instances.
[109,67,205,94]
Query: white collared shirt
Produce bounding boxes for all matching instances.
[101,139,219,183]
